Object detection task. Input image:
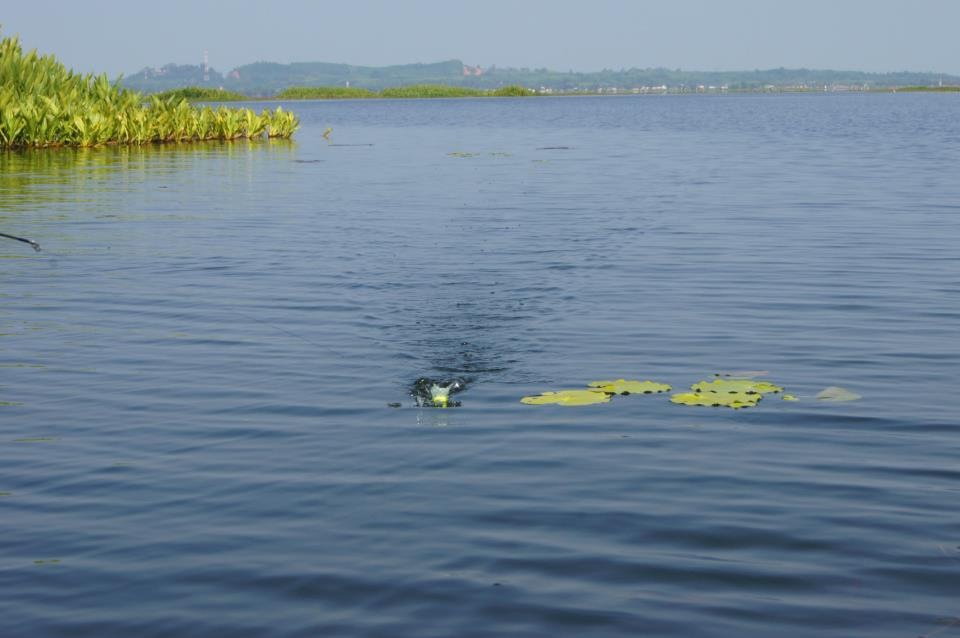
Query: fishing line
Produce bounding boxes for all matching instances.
[0,232,41,252]
[222,306,348,360]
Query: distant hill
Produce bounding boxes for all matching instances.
[123,59,960,96]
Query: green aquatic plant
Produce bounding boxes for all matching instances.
[276,84,532,100]
[670,391,762,409]
[266,106,299,138]
[0,32,298,148]
[151,87,247,102]
[379,84,487,98]
[521,389,612,406]
[491,85,533,97]
[671,377,784,410]
[587,379,672,395]
[782,394,798,401]
[277,86,378,99]
[691,378,783,395]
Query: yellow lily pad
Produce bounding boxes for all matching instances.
[587,379,672,395]
[521,390,612,406]
[670,391,761,409]
[690,378,783,395]
[782,394,798,401]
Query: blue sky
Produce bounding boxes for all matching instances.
[4,0,959,76]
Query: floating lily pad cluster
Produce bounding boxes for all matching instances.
[519,375,841,410]
[671,378,785,410]
[521,378,672,407]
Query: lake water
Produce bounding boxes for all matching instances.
[2,93,959,637]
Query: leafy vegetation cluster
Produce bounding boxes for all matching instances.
[151,86,248,101]
[0,34,298,149]
[277,84,531,99]
[277,86,377,99]
[897,85,960,92]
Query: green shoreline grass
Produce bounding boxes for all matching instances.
[275,84,532,99]
[236,83,959,101]
[151,87,248,102]
[894,85,960,92]
[0,33,299,149]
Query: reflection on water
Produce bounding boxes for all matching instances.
[0,140,296,212]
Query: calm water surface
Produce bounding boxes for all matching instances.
[2,94,959,637]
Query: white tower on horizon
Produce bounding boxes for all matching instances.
[203,50,209,82]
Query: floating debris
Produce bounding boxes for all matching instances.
[536,146,572,150]
[815,387,862,402]
[782,394,799,401]
[587,379,672,395]
[521,389,611,406]
[714,370,769,379]
[411,378,466,408]
[33,559,61,565]
[447,151,479,158]
[387,402,402,408]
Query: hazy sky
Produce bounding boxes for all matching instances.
[4,0,959,77]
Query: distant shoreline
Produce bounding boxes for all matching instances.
[158,83,960,103]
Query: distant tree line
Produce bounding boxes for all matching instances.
[123,59,960,96]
